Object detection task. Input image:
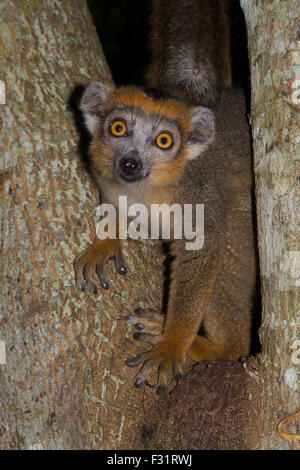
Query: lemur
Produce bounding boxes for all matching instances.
[74,0,257,395]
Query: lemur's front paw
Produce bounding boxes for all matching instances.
[74,239,126,294]
[125,308,185,395]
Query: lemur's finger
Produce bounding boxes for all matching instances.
[125,314,163,334]
[156,364,168,396]
[83,262,101,294]
[125,352,152,368]
[76,275,86,292]
[113,249,127,276]
[88,282,98,295]
[74,256,87,291]
[133,332,157,345]
[173,361,184,383]
[124,316,145,330]
[96,264,110,290]
[78,281,86,292]
[138,318,164,335]
[134,308,164,321]
[134,308,153,318]
[134,360,154,388]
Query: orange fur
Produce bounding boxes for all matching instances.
[90,86,195,187]
[103,86,193,137]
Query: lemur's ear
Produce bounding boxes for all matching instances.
[186,107,215,160]
[80,82,114,135]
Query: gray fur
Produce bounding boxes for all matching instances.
[80,82,111,134]
[149,0,224,107]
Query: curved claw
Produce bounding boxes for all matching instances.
[134,360,154,388]
[82,261,102,294]
[96,264,110,290]
[125,340,186,395]
[133,362,170,395]
[74,239,126,293]
[124,308,164,336]
[133,332,158,345]
[125,307,185,394]
[125,352,152,368]
[173,361,184,383]
[114,249,127,276]
[156,364,168,395]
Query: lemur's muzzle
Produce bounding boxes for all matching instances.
[116,150,145,183]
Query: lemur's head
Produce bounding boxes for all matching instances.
[80,82,215,186]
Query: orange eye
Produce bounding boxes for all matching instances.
[156,132,173,149]
[110,120,127,136]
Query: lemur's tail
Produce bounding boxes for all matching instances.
[148,0,231,108]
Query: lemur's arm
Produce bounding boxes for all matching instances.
[126,207,224,395]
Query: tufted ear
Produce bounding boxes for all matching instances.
[80,82,114,135]
[185,107,215,160]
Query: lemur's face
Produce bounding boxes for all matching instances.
[99,105,183,184]
[80,83,215,186]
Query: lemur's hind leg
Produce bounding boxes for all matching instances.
[125,308,227,364]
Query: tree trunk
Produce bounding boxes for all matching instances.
[0,0,164,450]
[1,0,299,450]
[240,0,300,450]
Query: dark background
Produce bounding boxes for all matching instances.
[87,0,250,100]
[87,0,150,86]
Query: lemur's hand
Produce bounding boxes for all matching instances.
[125,308,185,395]
[74,238,127,294]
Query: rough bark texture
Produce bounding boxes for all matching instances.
[0,0,165,449]
[0,0,260,450]
[241,0,300,450]
[1,0,298,451]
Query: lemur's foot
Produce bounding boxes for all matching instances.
[124,307,164,335]
[74,239,126,294]
[125,308,185,395]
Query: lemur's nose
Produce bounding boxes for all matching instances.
[119,151,142,177]
[120,157,142,175]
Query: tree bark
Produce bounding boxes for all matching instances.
[1,0,299,451]
[0,0,164,450]
[240,0,300,450]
